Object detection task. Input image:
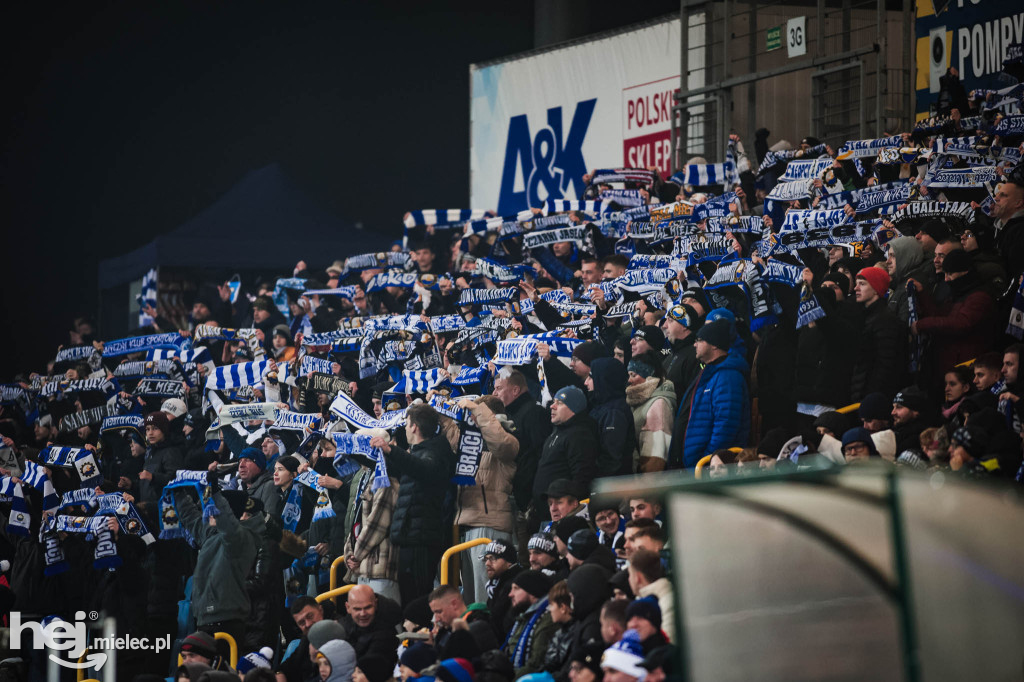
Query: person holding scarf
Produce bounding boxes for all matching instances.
[370,403,456,605]
[450,395,518,604]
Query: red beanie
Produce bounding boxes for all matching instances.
[856,266,891,297]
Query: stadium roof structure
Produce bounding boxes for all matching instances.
[99,163,369,289]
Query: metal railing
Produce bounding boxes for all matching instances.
[440,538,491,585]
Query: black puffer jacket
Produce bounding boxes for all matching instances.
[506,394,552,511]
[533,413,600,514]
[139,438,185,507]
[387,433,455,547]
[663,335,700,405]
[849,298,907,402]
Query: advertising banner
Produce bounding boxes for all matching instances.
[470,19,680,214]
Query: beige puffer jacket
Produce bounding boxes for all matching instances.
[449,401,519,533]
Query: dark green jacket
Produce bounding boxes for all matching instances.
[173,488,265,625]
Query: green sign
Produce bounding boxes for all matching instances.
[766,25,781,51]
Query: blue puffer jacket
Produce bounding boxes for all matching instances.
[679,349,750,467]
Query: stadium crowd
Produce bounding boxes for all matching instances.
[1,65,1024,682]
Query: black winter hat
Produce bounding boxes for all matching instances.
[554,515,591,544]
[695,319,735,350]
[571,340,608,367]
[858,392,891,422]
[513,569,553,599]
[626,596,662,628]
[567,529,599,560]
[940,248,971,274]
[893,386,928,414]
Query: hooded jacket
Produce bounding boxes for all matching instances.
[173,488,265,626]
[318,639,357,682]
[453,401,518,534]
[672,349,751,468]
[244,468,280,517]
[533,412,600,514]
[886,236,934,323]
[626,377,676,472]
[386,432,456,548]
[588,358,636,477]
[557,564,612,681]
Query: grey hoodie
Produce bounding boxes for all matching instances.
[886,236,933,323]
[318,639,357,682]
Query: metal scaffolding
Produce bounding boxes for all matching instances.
[670,0,913,170]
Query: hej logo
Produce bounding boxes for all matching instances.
[10,611,106,670]
[497,99,596,215]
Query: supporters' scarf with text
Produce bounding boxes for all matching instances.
[836,135,903,160]
[598,189,646,207]
[218,402,279,426]
[103,333,191,357]
[295,470,336,523]
[134,378,186,399]
[429,395,483,486]
[391,369,445,394]
[59,405,117,433]
[889,201,975,226]
[51,514,122,569]
[906,281,924,374]
[522,225,588,250]
[345,251,410,271]
[796,282,827,329]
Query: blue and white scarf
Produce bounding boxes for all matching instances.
[391,369,445,394]
[332,433,390,490]
[451,366,487,386]
[271,411,322,434]
[670,159,737,186]
[429,395,483,486]
[473,259,532,284]
[329,392,405,431]
[889,201,975,226]
[778,158,833,182]
[765,179,813,201]
[924,166,1000,188]
[55,345,101,368]
[522,225,588,250]
[345,251,410,271]
[363,314,427,332]
[103,333,190,357]
[205,359,269,391]
[544,199,608,214]
[907,281,923,374]
[20,461,58,513]
[300,355,335,376]
[59,487,98,511]
[492,338,538,366]
[429,314,467,334]
[598,189,646,207]
[836,135,903,160]
[367,271,419,292]
[0,477,30,536]
[159,470,218,545]
[218,402,279,425]
[459,287,519,306]
[404,209,489,229]
[41,446,102,486]
[796,282,827,329]
[98,491,155,544]
[303,329,365,347]
[134,379,187,399]
[295,470,336,524]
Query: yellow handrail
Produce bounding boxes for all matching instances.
[77,652,95,682]
[694,454,713,479]
[329,555,347,605]
[836,402,860,414]
[440,537,491,585]
[176,631,238,669]
[316,584,355,604]
[215,632,238,669]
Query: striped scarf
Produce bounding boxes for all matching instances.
[205,359,270,391]
[391,369,445,394]
[0,477,30,536]
[103,332,190,357]
[504,598,550,668]
[40,446,102,487]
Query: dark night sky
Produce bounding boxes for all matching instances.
[0,1,678,379]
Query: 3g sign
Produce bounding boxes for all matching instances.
[787,16,806,57]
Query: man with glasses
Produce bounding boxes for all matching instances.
[840,427,879,463]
